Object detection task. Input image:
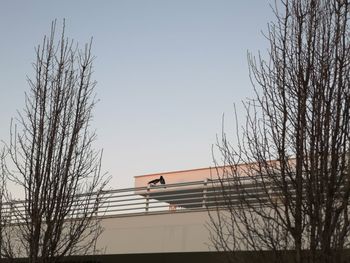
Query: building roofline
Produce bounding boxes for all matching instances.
[133,158,294,179]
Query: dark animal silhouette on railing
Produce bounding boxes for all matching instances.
[148,176,166,186]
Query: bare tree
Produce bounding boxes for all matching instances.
[209,1,350,263]
[0,150,7,261]
[1,21,108,263]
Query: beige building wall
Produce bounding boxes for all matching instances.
[97,210,213,254]
[134,162,269,188]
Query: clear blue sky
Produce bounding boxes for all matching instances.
[0,0,272,188]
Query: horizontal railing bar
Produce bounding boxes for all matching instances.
[0,177,308,220]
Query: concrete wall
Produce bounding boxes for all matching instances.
[97,210,213,254]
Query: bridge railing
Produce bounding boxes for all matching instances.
[0,176,280,221]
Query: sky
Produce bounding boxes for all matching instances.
[0,0,272,189]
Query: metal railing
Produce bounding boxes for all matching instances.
[0,177,279,222]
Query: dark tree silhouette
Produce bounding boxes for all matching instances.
[1,21,108,263]
[0,150,6,260]
[209,1,350,263]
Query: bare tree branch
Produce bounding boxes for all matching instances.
[1,20,109,263]
[209,1,350,263]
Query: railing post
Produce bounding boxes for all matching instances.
[145,185,150,212]
[95,197,99,217]
[202,179,208,208]
[10,202,13,224]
